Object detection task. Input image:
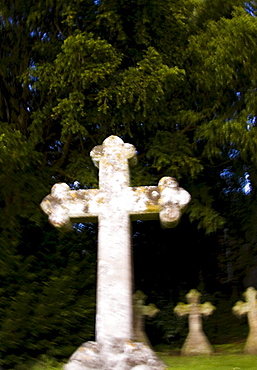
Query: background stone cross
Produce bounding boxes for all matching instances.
[233,286,257,354]
[174,289,215,356]
[133,290,159,345]
[41,135,191,369]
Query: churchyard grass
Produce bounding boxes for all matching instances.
[31,364,63,370]
[28,354,257,370]
[26,344,257,370]
[28,355,64,370]
[158,342,257,369]
[161,354,257,369]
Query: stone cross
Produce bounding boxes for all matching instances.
[41,135,191,369]
[232,286,257,354]
[174,289,215,356]
[133,290,159,345]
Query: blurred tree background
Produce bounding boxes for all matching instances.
[1,0,257,367]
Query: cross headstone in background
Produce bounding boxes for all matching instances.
[233,286,257,354]
[174,289,215,356]
[41,135,191,370]
[133,290,159,345]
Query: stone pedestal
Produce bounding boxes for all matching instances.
[63,340,167,370]
[180,332,213,356]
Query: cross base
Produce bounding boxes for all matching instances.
[63,340,167,370]
[244,329,257,354]
[181,331,213,356]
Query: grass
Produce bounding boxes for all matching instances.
[26,343,257,370]
[158,343,257,370]
[29,356,64,370]
[160,354,257,370]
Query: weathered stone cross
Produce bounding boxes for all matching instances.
[174,289,215,356]
[233,286,257,354]
[133,290,159,345]
[41,135,190,369]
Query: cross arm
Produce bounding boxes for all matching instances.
[199,302,216,316]
[129,177,191,227]
[233,287,257,317]
[40,183,100,231]
[133,291,159,318]
[174,302,190,317]
[232,301,249,317]
[143,304,160,318]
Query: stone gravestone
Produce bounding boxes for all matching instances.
[41,135,191,370]
[133,290,159,345]
[174,289,215,356]
[232,286,257,354]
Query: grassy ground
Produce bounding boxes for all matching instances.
[28,343,257,370]
[158,342,257,370]
[161,354,257,370]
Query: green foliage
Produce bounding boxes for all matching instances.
[114,47,184,113]
[189,6,257,90]
[147,300,187,346]
[187,185,226,234]
[30,355,64,370]
[147,131,203,179]
[31,30,122,140]
[189,6,257,166]
[0,227,96,369]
